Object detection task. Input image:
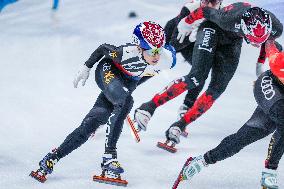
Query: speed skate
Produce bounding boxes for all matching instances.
[93,169,128,187]
[157,140,177,153]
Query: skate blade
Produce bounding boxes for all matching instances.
[93,175,128,187]
[262,186,276,189]
[125,115,140,143]
[181,131,189,138]
[29,171,47,183]
[157,141,177,153]
[172,157,194,189]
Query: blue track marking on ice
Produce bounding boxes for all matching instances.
[52,0,59,10]
[0,0,18,12]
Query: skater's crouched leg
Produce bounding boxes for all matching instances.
[56,103,112,159]
[105,96,134,153]
[102,96,134,177]
[204,124,272,164]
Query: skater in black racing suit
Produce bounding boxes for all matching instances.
[30,21,176,184]
[164,0,225,119]
[181,40,284,189]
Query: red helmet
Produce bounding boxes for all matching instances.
[241,7,272,46]
[133,21,165,50]
[269,52,284,78]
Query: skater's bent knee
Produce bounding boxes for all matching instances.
[87,107,110,123]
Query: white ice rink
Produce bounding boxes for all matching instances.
[0,0,283,189]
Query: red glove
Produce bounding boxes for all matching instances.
[185,7,205,24]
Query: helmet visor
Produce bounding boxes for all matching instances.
[144,48,162,56]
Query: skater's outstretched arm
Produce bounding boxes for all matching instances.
[256,40,283,77]
[166,0,202,46]
[85,43,121,68]
[73,44,122,88]
[179,2,283,45]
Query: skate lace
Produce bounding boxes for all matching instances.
[46,159,57,169]
[103,158,122,168]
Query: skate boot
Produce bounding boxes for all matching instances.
[157,125,182,153]
[261,168,278,189]
[181,155,208,181]
[93,153,128,187]
[177,104,189,137]
[30,149,59,183]
[134,100,156,132]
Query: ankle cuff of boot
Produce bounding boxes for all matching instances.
[172,119,187,131]
[265,161,278,170]
[140,101,157,115]
[104,150,117,159]
[204,152,215,165]
[263,168,277,175]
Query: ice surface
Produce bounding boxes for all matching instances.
[0,0,283,189]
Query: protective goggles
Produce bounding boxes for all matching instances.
[144,48,162,56]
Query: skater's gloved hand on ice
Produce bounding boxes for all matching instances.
[73,64,91,88]
[261,168,278,189]
[134,108,152,132]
